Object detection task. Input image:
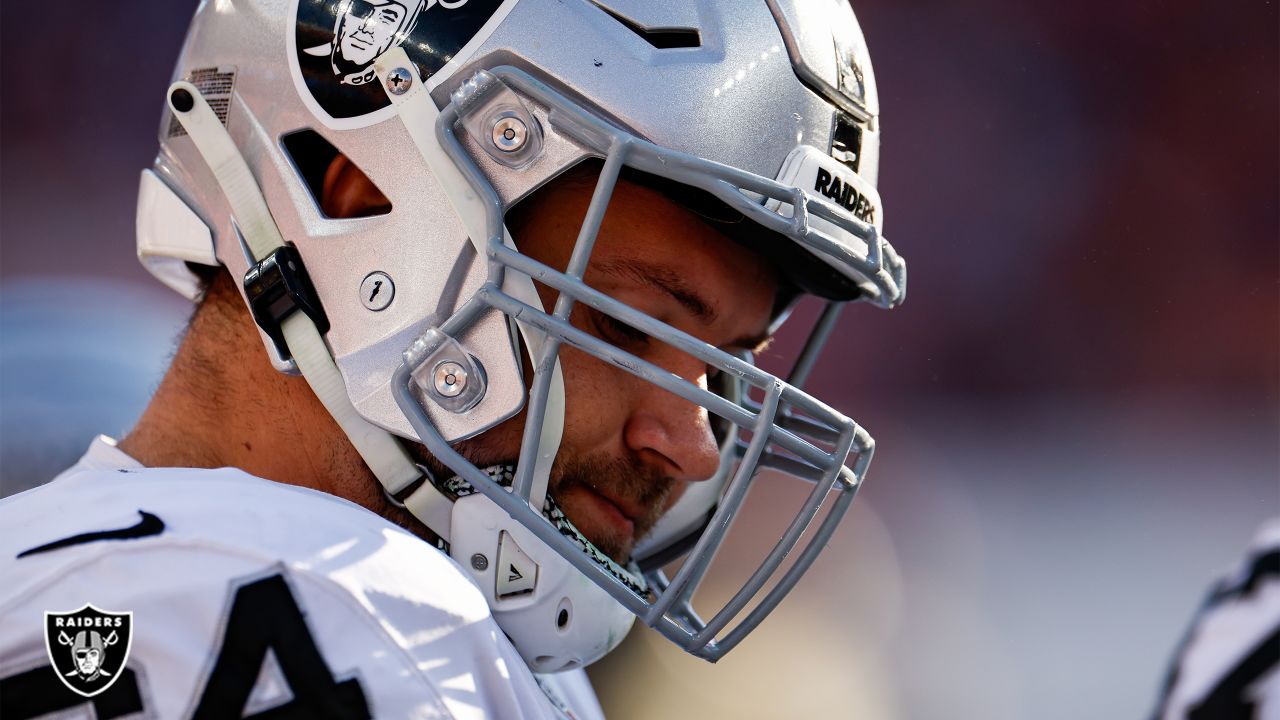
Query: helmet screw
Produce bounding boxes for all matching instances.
[470,553,489,571]
[433,361,468,398]
[491,116,528,152]
[386,67,413,95]
[359,271,394,311]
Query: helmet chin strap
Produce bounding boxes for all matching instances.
[374,47,565,519]
[164,80,451,537]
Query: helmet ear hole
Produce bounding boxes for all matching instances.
[556,597,572,632]
[280,130,392,219]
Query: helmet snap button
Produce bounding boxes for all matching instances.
[433,361,468,397]
[491,116,528,152]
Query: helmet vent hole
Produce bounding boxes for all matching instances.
[281,130,392,219]
[830,114,864,174]
[534,656,578,673]
[588,2,701,49]
[555,597,573,633]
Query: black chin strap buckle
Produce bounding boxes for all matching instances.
[243,245,329,360]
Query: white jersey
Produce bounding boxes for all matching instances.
[0,437,603,719]
[1154,519,1280,720]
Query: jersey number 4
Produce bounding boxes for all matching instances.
[0,573,370,719]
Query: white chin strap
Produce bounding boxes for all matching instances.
[374,48,565,522]
[164,80,446,532]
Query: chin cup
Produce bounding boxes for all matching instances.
[449,492,634,673]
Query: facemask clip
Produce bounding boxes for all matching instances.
[452,70,544,170]
[405,328,488,413]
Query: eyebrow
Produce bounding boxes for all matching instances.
[594,258,773,353]
[595,258,717,323]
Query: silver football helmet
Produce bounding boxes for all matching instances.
[137,0,905,672]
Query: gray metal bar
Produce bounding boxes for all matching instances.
[480,281,755,428]
[478,285,839,470]
[491,244,772,390]
[509,338,557,504]
[691,477,829,649]
[740,400,843,446]
[850,426,875,479]
[733,441,825,482]
[707,479,860,659]
[564,147,628,280]
[777,382,851,436]
[644,384,782,624]
[645,569,708,635]
[787,302,844,389]
[405,64,891,662]
[510,147,629,502]
[435,105,508,278]
[671,598,708,636]
[489,66,905,309]
[758,453,825,481]
[491,223,857,433]
[399,348,863,659]
[438,294,493,337]
[689,423,855,649]
[494,241,867,430]
[393,362,653,615]
[431,105,512,337]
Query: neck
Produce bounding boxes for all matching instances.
[119,272,374,504]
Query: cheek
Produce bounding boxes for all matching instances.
[466,317,631,465]
[556,344,631,452]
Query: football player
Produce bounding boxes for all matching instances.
[0,0,905,716]
[1152,520,1279,719]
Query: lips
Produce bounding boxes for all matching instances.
[595,487,647,525]
[535,455,678,562]
[579,485,636,537]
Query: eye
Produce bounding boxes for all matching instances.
[589,309,650,350]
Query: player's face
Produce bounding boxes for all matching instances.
[323,157,778,562]
[457,175,779,562]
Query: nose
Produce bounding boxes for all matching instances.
[622,351,721,483]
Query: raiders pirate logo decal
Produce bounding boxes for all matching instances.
[291,0,514,127]
[43,605,134,698]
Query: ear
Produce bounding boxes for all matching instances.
[321,153,392,219]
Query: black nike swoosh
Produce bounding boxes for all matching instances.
[17,510,165,559]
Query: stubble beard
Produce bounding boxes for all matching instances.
[403,440,676,563]
[549,453,676,562]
